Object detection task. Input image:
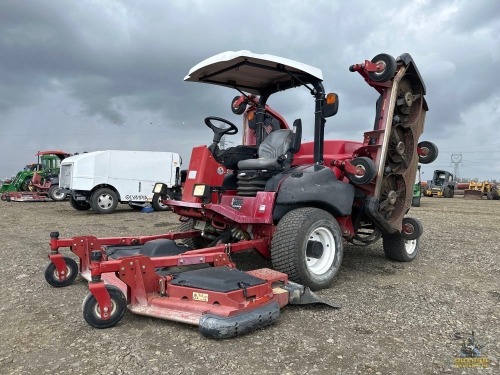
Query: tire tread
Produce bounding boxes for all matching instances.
[383,233,419,262]
[271,207,342,290]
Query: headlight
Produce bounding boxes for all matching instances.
[153,183,168,194]
[193,184,210,198]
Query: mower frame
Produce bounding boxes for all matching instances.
[45,50,437,337]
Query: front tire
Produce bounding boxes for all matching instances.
[271,208,343,291]
[21,178,32,191]
[151,192,171,211]
[91,188,118,214]
[82,285,127,329]
[178,219,210,249]
[44,257,79,287]
[383,232,420,262]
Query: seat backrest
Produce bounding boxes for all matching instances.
[258,129,292,160]
[31,172,42,185]
[289,119,302,154]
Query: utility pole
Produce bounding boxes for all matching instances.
[219,136,234,150]
[451,153,462,181]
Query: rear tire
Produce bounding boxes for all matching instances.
[48,185,67,201]
[271,207,343,291]
[383,232,420,262]
[411,196,421,207]
[91,188,118,214]
[82,285,127,329]
[69,195,91,211]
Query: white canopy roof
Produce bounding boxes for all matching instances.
[184,50,323,95]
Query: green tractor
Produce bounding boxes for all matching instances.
[0,163,42,193]
[1,151,71,201]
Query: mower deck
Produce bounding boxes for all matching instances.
[3,191,51,202]
[126,267,284,338]
[47,232,338,338]
[84,250,338,338]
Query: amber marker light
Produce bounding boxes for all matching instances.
[326,93,337,104]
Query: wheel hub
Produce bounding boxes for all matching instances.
[405,239,417,255]
[54,189,64,198]
[305,227,336,276]
[53,265,70,280]
[403,223,415,235]
[306,240,324,259]
[387,190,398,205]
[355,165,366,178]
[93,299,116,318]
[404,91,413,107]
[374,60,386,76]
[396,141,405,155]
[98,194,113,208]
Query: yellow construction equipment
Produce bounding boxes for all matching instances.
[463,181,493,200]
[424,170,456,198]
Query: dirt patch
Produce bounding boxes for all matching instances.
[0,198,498,374]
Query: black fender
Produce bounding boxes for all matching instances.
[268,165,355,221]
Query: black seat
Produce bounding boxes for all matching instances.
[235,120,302,196]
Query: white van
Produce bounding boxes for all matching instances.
[59,150,182,213]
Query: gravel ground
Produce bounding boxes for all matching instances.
[0,197,498,375]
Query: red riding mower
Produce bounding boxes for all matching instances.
[45,51,438,338]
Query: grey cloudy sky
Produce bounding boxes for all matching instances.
[1,0,499,181]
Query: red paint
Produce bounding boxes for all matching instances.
[88,281,112,320]
[86,251,288,326]
[182,146,226,203]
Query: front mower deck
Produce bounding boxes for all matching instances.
[3,191,51,202]
[84,250,338,338]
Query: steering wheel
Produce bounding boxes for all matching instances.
[204,117,238,142]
